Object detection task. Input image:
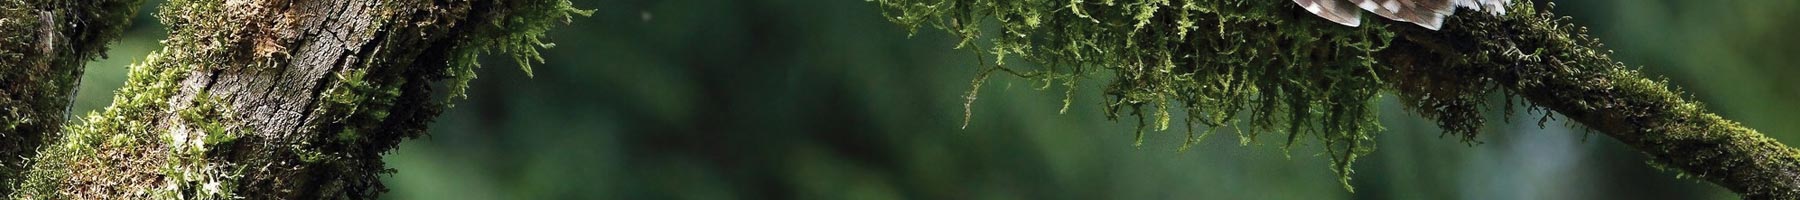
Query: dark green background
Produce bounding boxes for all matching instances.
[72,0,1800,199]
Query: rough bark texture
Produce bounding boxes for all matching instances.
[1382,8,1800,199]
[5,0,584,199]
[0,0,144,195]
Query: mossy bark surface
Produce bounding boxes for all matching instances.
[4,0,584,199]
[1390,9,1800,199]
[0,0,145,195]
[878,0,1800,198]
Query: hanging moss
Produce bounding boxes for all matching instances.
[882,0,1800,197]
[1410,3,1800,198]
[444,0,593,101]
[877,0,1399,190]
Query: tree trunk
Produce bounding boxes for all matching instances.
[2,0,584,198]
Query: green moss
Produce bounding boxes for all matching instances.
[14,49,192,198]
[16,0,591,198]
[178,93,245,147]
[0,5,50,196]
[34,3,270,193]
[315,67,403,145]
[293,145,331,164]
[2,1,148,193]
[16,46,250,199]
[444,0,593,101]
[879,0,1391,190]
[158,64,250,200]
[1471,9,1800,193]
[957,0,1800,196]
[337,128,362,142]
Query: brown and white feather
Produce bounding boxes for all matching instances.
[1293,0,1363,27]
[1295,0,1511,30]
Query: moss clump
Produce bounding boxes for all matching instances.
[16,49,249,200]
[159,92,251,200]
[444,0,593,101]
[319,68,402,143]
[878,0,1396,190]
[2,0,155,195]
[878,0,1397,190]
[14,49,194,198]
[0,3,46,189]
[1416,3,1800,197]
[882,0,1800,196]
[177,93,246,148]
[16,0,590,197]
[296,0,593,197]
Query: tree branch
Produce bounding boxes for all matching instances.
[0,0,145,193]
[877,0,1800,198]
[1381,7,1800,198]
[7,0,585,198]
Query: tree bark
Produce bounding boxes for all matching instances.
[2,0,583,198]
[1381,9,1800,199]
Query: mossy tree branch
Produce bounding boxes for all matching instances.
[878,0,1800,198]
[0,0,585,198]
[1389,7,1800,198]
[0,0,146,194]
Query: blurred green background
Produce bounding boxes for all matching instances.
[70,0,1800,199]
